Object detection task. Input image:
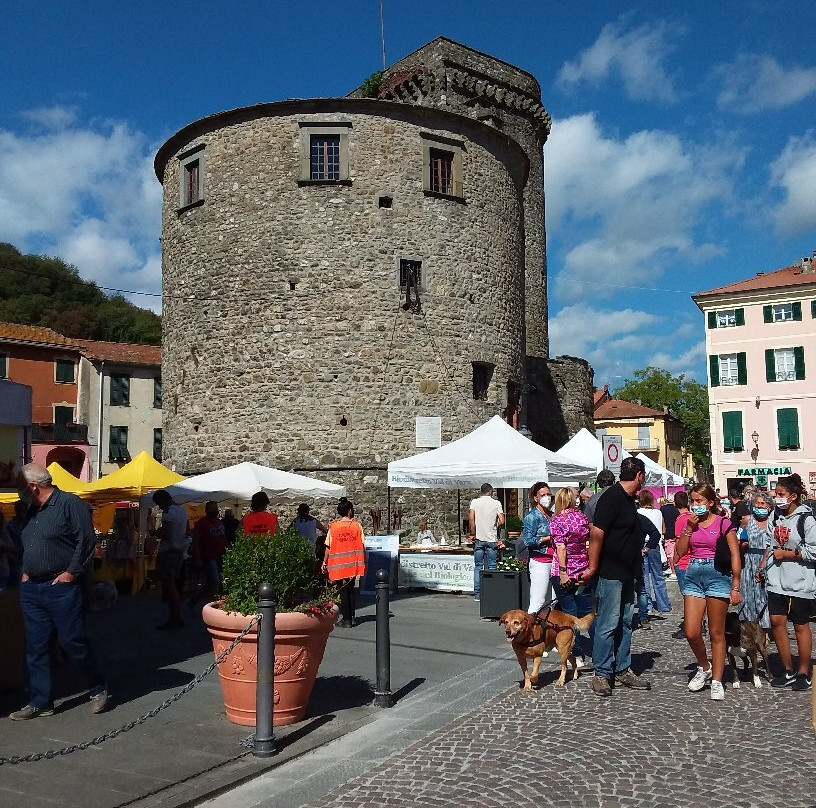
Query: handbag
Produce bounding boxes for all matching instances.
[713,516,733,575]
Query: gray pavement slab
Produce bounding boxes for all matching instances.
[204,582,816,808]
[0,584,513,808]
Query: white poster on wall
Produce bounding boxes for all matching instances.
[416,416,442,448]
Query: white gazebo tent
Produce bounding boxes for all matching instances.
[138,462,346,533]
[636,453,685,493]
[388,416,596,541]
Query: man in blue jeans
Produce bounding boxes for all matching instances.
[11,464,107,720]
[580,456,652,697]
[469,483,505,599]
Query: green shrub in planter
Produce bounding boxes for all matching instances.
[505,515,523,534]
[221,526,336,616]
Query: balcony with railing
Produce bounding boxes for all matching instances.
[622,438,660,454]
[31,422,89,444]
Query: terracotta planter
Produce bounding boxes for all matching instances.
[202,602,337,726]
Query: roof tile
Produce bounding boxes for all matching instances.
[0,321,82,349]
[77,339,161,366]
[694,263,816,299]
[594,399,666,419]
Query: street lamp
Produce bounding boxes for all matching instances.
[751,430,759,447]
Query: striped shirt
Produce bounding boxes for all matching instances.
[20,487,96,580]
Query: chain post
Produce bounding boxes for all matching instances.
[374,568,393,707]
[253,582,277,757]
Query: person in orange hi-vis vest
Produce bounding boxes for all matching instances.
[322,498,366,628]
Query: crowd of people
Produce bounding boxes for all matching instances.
[469,461,816,699]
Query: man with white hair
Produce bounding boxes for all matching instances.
[10,463,107,720]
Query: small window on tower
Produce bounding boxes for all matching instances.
[472,362,494,401]
[178,145,205,210]
[422,135,464,200]
[398,258,422,290]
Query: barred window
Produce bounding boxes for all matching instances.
[399,259,422,289]
[310,135,341,181]
[429,149,454,195]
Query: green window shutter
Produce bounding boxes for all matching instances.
[765,349,776,382]
[723,411,743,451]
[707,311,717,329]
[0,354,6,379]
[55,359,74,383]
[109,426,119,460]
[736,352,747,385]
[153,377,162,409]
[153,428,163,461]
[811,300,816,319]
[763,305,773,323]
[709,355,720,387]
[794,346,805,380]
[735,308,745,326]
[793,301,802,321]
[777,408,799,450]
[110,374,131,406]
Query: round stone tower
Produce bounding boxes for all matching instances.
[155,38,593,533]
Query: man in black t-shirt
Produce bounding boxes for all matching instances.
[580,456,651,697]
[728,487,751,530]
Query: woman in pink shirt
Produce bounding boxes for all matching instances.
[674,483,742,701]
[550,487,592,666]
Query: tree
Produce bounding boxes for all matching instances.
[615,367,709,470]
[0,243,161,344]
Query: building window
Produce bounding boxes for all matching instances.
[722,411,744,452]
[472,362,494,401]
[712,308,744,328]
[54,405,73,425]
[0,354,6,379]
[178,144,205,210]
[55,358,75,384]
[422,135,463,199]
[709,352,746,387]
[764,302,802,322]
[398,258,422,290]
[153,428,163,461]
[310,135,340,181]
[298,123,351,183]
[109,426,130,462]
[765,346,805,382]
[777,408,800,450]
[110,373,131,407]
[153,376,162,409]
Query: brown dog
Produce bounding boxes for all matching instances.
[499,608,595,690]
[725,612,770,688]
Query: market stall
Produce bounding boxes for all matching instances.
[388,416,596,592]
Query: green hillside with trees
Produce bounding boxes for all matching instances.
[0,243,161,345]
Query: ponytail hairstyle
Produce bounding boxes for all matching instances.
[337,498,354,518]
[690,482,718,514]
[777,473,806,505]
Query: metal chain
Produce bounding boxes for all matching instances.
[0,614,262,765]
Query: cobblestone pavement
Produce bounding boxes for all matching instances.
[300,586,816,808]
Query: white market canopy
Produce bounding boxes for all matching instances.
[636,453,685,488]
[138,462,346,507]
[387,415,597,490]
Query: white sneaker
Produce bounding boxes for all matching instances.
[666,573,677,581]
[575,656,585,669]
[688,664,713,692]
[710,680,725,701]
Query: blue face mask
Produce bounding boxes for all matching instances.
[690,505,709,516]
[753,507,770,519]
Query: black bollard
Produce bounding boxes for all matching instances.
[374,568,393,707]
[253,582,276,757]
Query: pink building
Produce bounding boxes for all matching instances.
[694,255,816,495]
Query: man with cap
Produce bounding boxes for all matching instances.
[242,492,279,536]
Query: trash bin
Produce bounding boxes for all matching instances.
[479,570,521,619]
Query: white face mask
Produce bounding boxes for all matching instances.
[539,495,551,509]
[774,496,790,509]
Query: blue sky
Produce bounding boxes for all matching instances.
[2,0,815,387]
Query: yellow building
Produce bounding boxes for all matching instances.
[594,392,694,479]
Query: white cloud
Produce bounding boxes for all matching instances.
[19,105,79,130]
[0,113,162,310]
[716,54,816,113]
[556,17,684,104]
[549,303,658,359]
[644,342,705,378]
[545,113,742,300]
[769,131,816,235]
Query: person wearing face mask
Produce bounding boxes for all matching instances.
[762,474,816,690]
[523,481,554,614]
[737,491,772,632]
[675,483,742,701]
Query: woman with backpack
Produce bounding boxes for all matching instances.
[675,483,742,701]
[763,473,816,690]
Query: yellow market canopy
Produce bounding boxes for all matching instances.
[0,462,90,503]
[83,451,185,501]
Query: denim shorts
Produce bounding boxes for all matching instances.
[682,558,731,599]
